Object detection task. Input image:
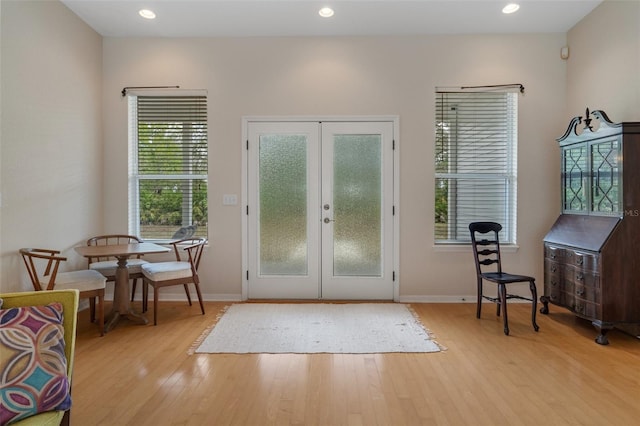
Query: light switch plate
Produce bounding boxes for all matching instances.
[223,194,238,205]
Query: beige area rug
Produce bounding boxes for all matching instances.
[194,303,441,354]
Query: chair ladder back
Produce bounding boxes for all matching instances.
[469,223,503,274]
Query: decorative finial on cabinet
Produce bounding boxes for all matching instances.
[583,107,593,131]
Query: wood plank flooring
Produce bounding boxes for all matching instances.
[71,301,640,425]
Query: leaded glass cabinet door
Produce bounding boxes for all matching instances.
[562,145,588,213]
[590,138,621,214]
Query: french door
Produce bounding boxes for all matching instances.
[245,119,396,300]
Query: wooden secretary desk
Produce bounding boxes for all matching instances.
[541,109,640,345]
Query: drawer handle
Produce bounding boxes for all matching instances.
[576,288,585,296]
[576,273,584,281]
[576,257,584,265]
[551,280,558,287]
[550,295,557,301]
[551,266,557,273]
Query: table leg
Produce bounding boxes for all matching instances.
[104,256,149,332]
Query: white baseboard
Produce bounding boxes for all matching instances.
[397,295,532,304]
[99,293,529,305]
[397,295,477,303]
[128,293,243,302]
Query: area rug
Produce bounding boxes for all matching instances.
[194,303,441,354]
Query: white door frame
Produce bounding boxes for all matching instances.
[241,116,400,301]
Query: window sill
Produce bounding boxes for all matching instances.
[432,244,520,253]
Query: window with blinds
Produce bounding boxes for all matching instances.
[434,90,517,244]
[128,94,208,240]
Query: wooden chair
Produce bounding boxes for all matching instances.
[86,234,148,301]
[141,238,206,325]
[0,289,79,425]
[19,248,106,336]
[469,222,539,335]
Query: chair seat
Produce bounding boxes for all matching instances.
[41,269,106,292]
[142,261,192,281]
[481,272,535,284]
[90,258,148,277]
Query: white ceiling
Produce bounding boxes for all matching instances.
[61,0,603,38]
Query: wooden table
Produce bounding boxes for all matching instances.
[75,242,170,332]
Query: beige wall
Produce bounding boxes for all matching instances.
[11,1,636,301]
[567,0,640,121]
[0,0,103,292]
[103,34,567,300]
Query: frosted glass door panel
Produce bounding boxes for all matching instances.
[247,119,394,300]
[247,121,320,300]
[321,121,395,300]
[259,135,307,275]
[333,135,382,276]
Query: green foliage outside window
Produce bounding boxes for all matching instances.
[136,105,208,239]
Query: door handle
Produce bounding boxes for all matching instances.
[323,217,334,224]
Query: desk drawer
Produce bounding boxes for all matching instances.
[545,284,575,308]
[574,283,600,304]
[545,259,561,276]
[572,270,600,289]
[545,245,564,261]
[564,249,599,272]
[574,300,601,319]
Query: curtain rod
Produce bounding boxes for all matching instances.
[121,86,180,97]
[459,84,525,94]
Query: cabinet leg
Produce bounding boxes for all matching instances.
[592,320,613,345]
[539,295,549,315]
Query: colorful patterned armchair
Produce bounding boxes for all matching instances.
[0,289,79,425]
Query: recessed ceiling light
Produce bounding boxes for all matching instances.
[502,3,520,14]
[139,9,156,20]
[319,7,334,18]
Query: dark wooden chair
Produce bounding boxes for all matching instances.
[86,234,148,301]
[469,222,539,335]
[20,248,106,336]
[141,238,207,325]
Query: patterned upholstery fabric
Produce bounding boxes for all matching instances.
[0,303,70,425]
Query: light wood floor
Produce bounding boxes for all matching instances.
[72,300,640,425]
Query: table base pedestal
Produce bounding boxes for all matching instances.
[104,309,148,333]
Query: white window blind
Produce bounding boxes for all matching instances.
[128,94,208,240]
[434,90,517,244]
